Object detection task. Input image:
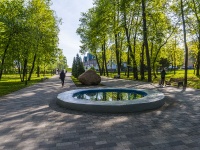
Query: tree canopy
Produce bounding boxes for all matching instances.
[0,0,67,82]
[77,0,200,87]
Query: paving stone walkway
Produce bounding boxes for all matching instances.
[0,73,200,150]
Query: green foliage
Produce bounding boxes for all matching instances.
[0,0,62,81]
[54,48,68,70]
[89,66,96,71]
[76,0,200,85]
[71,75,84,87]
[67,68,72,72]
[159,58,170,68]
[107,69,200,89]
[158,70,200,89]
[72,57,78,77]
[0,73,53,96]
[72,54,85,78]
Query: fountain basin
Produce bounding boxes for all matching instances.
[57,88,165,113]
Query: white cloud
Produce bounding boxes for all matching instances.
[50,0,94,68]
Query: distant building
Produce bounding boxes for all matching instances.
[83,53,99,70]
[188,56,195,68]
[181,56,195,69]
[83,53,128,71]
[106,60,117,71]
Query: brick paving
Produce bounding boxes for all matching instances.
[0,74,200,150]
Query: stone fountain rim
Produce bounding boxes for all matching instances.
[56,88,165,113]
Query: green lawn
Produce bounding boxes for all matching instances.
[0,74,53,97]
[161,69,200,89]
[77,69,200,89]
[1,69,200,97]
[71,76,85,87]
[67,68,72,72]
[107,69,200,89]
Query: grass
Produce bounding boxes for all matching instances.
[1,69,200,97]
[111,69,200,89]
[67,68,72,72]
[72,69,200,89]
[0,74,53,97]
[71,76,86,87]
[162,69,200,89]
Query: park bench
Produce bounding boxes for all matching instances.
[114,74,120,79]
[165,78,184,87]
[41,77,48,81]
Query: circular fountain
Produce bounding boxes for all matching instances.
[57,88,165,113]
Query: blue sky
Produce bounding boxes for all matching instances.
[50,0,94,68]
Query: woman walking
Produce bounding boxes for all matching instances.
[60,70,65,87]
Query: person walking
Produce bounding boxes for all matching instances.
[160,68,166,86]
[60,70,65,87]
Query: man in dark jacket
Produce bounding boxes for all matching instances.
[161,68,166,86]
[60,70,65,87]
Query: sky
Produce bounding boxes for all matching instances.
[50,0,94,68]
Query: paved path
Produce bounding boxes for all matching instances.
[0,74,200,150]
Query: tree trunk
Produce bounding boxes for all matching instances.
[114,0,121,76]
[142,0,151,82]
[127,49,130,78]
[197,46,200,76]
[140,43,145,80]
[133,30,138,80]
[95,53,102,75]
[174,37,176,75]
[122,2,136,79]
[43,66,46,77]
[115,34,121,76]
[196,27,200,76]
[28,53,37,81]
[16,61,23,82]
[0,37,11,80]
[173,54,176,75]
[103,40,108,76]
[37,66,40,77]
[181,0,188,87]
[22,58,28,83]
[192,0,200,75]
[152,62,157,79]
[101,45,105,76]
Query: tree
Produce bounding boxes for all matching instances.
[72,57,78,78]
[142,0,151,82]
[180,0,189,87]
[72,54,85,78]
[159,58,170,68]
[27,0,60,80]
[187,0,200,75]
[76,0,197,84]
[0,0,61,82]
[121,0,140,79]
[0,0,25,80]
